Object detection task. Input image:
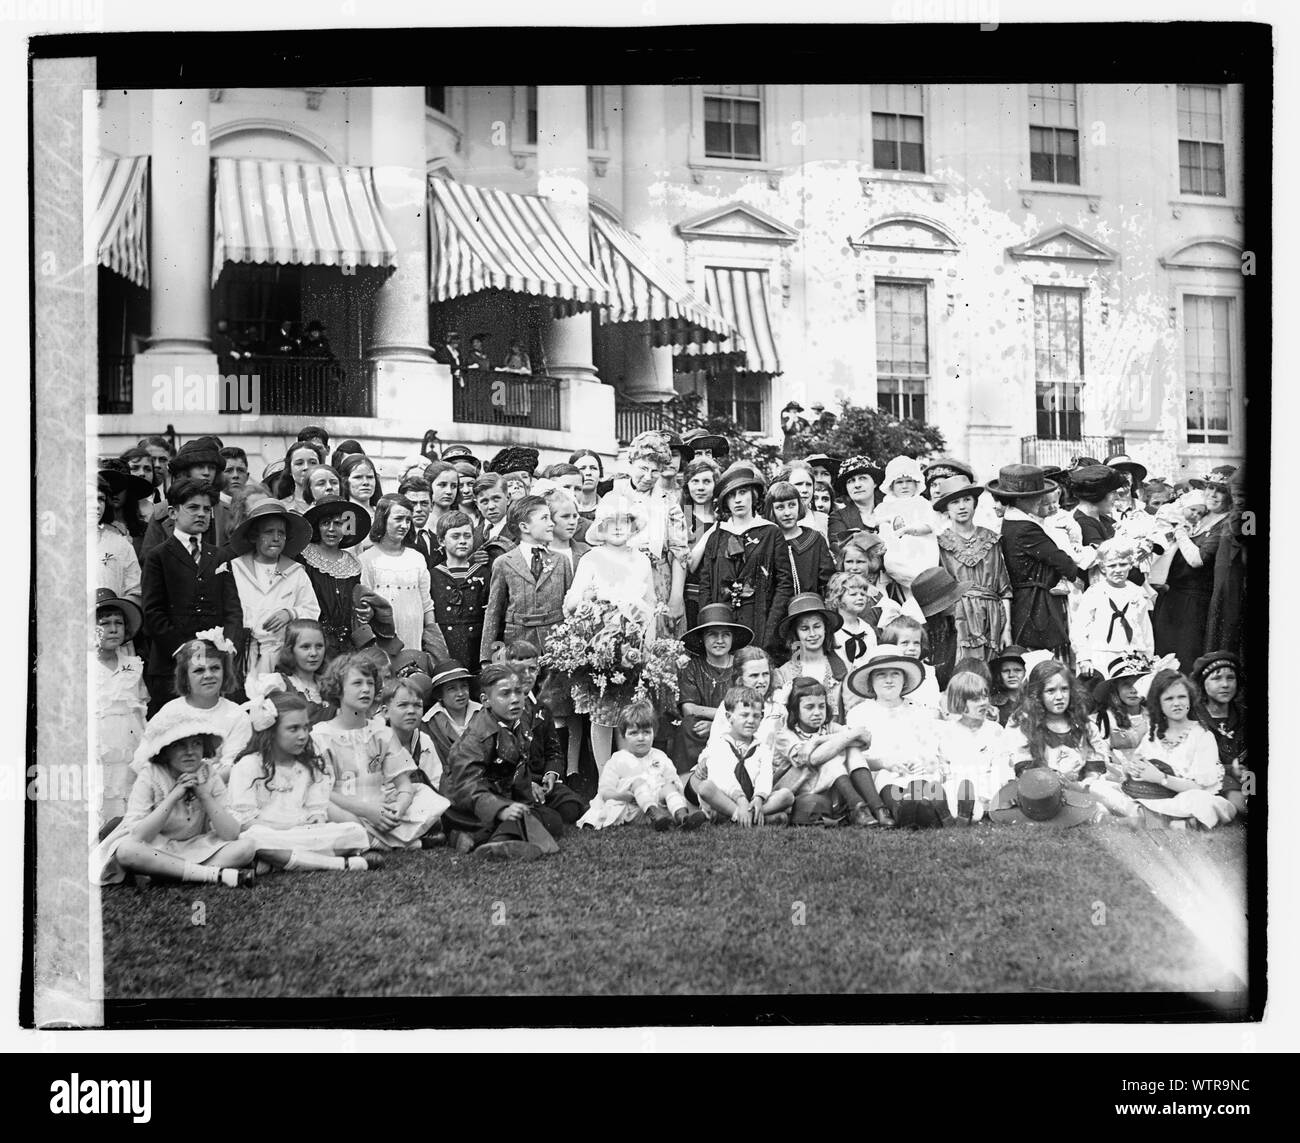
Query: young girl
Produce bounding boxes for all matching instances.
[877,615,941,711]
[93,590,148,829]
[934,477,1011,661]
[360,495,437,656]
[769,479,835,599]
[877,456,939,590]
[151,632,248,778]
[339,452,382,510]
[678,604,751,775]
[937,670,1012,824]
[226,689,380,872]
[843,647,944,828]
[1193,651,1249,816]
[838,533,904,627]
[827,571,878,715]
[772,593,847,723]
[813,480,834,517]
[1124,669,1236,829]
[262,618,334,724]
[1002,660,1134,819]
[616,431,689,638]
[275,440,326,514]
[1073,538,1156,672]
[422,660,482,762]
[312,652,445,849]
[682,456,721,630]
[828,455,882,555]
[1090,651,1160,767]
[706,646,787,754]
[92,707,257,887]
[577,700,704,831]
[382,677,450,805]
[989,645,1028,726]
[297,496,371,661]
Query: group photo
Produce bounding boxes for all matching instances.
[30,31,1266,1018]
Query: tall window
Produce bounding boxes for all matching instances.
[1033,286,1085,441]
[1184,295,1234,445]
[1177,84,1226,196]
[424,86,446,114]
[525,85,538,145]
[874,281,928,422]
[707,369,764,432]
[871,83,925,173]
[703,85,762,161]
[1028,83,1079,184]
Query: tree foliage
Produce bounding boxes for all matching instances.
[790,400,947,465]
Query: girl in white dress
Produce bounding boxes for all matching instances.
[937,670,1013,823]
[877,456,939,590]
[93,590,148,829]
[226,688,379,871]
[359,495,436,655]
[149,633,248,780]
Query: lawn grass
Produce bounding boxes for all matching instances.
[101,823,1248,1001]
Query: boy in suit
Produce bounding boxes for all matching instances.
[478,495,573,667]
[140,438,233,555]
[140,478,244,714]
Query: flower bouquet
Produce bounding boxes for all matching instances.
[542,599,688,723]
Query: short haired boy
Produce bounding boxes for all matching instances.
[140,479,244,714]
[441,665,563,859]
[691,687,794,827]
[429,510,489,675]
[505,641,589,826]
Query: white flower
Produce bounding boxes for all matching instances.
[192,627,236,655]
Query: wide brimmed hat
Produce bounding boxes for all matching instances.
[834,454,885,494]
[681,428,730,457]
[777,593,844,646]
[98,467,155,503]
[684,603,754,656]
[664,432,694,464]
[882,455,925,490]
[922,456,975,487]
[985,464,1058,500]
[228,498,312,558]
[1191,650,1241,687]
[1068,464,1127,503]
[94,587,143,641]
[804,453,841,480]
[988,768,1104,828]
[909,566,973,618]
[131,706,224,772]
[169,438,226,477]
[930,476,986,514]
[1091,650,1160,704]
[487,446,540,476]
[714,461,767,507]
[1103,454,1148,487]
[428,660,474,692]
[781,400,805,413]
[588,490,650,541]
[1188,465,1236,491]
[989,645,1028,674]
[302,494,371,548]
[845,646,924,698]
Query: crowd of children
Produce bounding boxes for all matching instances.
[90,427,1253,883]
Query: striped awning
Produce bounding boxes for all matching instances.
[429,178,613,315]
[89,154,149,288]
[675,267,782,375]
[589,208,733,347]
[212,158,398,286]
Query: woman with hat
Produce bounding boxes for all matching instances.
[681,427,729,464]
[1069,464,1130,556]
[934,475,1011,662]
[94,588,149,828]
[681,455,722,630]
[1153,471,1231,673]
[229,499,319,686]
[772,593,847,721]
[827,454,883,555]
[296,495,372,660]
[678,603,753,773]
[98,466,154,559]
[697,462,796,658]
[990,464,1086,658]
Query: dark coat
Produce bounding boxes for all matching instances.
[141,500,231,558]
[140,535,244,676]
[828,502,875,554]
[699,520,795,656]
[999,517,1082,651]
[782,526,836,598]
[442,707,533,825]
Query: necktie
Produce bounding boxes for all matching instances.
[530,546,544,581]
[189,536,201,566]
[1106,598,1134,644]
[729,740,757,801]
[843,631,869,662]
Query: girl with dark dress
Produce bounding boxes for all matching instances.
[768,479,836,598]
[297,496,371,661]
[681,456,721,631]
[1153,481,1229,673]
[1192,649,1250,816]
[696,462,795,660]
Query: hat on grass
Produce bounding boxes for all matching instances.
[776,593,844,646]
[684,603,754,657]
[988,768,1105,827]
[845,645,923,698]
[94,587,143,642]
[302,494,371,549]
[227,498,312,559]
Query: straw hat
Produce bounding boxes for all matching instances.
[776,593,844,646]
[1104,453,1148,487]
[683,603,754,656]
[428,660,474,693]
[930,476,986,514]
[922,456,975,487]
[845,645,924,698]
[228,499,312,558]
[94,587,143,642]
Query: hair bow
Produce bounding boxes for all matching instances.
[250,697,279,733]
[191,627,236,655]
[245,672,286,701]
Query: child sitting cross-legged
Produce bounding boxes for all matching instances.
[936,670,1013,825]
[690,686,795,827]
[382,676,449,805]
[578,700,706,831]
[422,660,481,762]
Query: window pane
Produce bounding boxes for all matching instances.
[899,140,924,173]
[733,119,761,159]
[1204,143,1226,195]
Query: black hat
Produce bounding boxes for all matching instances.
[168,438,226,477]
[1068,465,1127,503]
[922,456,975,487]
[94,587,143,642]
[487,446,539,476]
[302,494,371,549]
[714,461,767,507]
[98,467,155,503]
[662,432,695,464]
[988,769,1104,827]
[985,464,1057,500]
[909,567,973,618]
[776,593,844,646]
[989,645,1028,673]
[682,428,730,458]
[781,400,805,413]
[683,603,753,656]
[1190,650,1241,687]
[228,499,313,559]
[804,453,841,481]
[834,455,885,494]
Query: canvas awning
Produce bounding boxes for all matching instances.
[212,158,399,286]
[675,267,782,374]
[589,208,733,347]
[428,178,613,315]
[89,154,149,288]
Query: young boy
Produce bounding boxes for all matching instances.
[479,496,573,667]
[442,664,562,860]
[677,604,752,775]
[1072,539,1156,672]
[505,640,589,826]
[423,660,482,761]
[140,437,232,554]
[140,478,244,714]
[691,686,794,827]
[578,700,706,830]
[430,509,489,674]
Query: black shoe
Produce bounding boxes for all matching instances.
[646,805,672,832]
[680,809,707,831]
[874,807,897,829]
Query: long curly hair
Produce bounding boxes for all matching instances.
[273,618,327,676]
[320,651,383,707]
[1009,660,1093,765]
[233,689,328,788]
[1146,669,1199,741]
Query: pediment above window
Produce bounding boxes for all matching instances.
[1158,236,1243,270]
[1007,224,1117,263]
[849,213,960,254]
[676,202,799,245]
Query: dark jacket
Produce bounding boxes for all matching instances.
[141,500,232,558]
[442,707,533,825]
[140,535,244,676]
[999,517,1082,651]
[522,697,564,782]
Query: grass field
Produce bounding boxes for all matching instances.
[101,823,1249,1001]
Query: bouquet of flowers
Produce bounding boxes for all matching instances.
[542,599,688,721]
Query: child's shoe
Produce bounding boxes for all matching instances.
[677,807,707,831]
[345,852,386,871]
[874,807,897,829]
[850,802,875,828]
[218,868,256,887]
[476,840,545,862]
[646,805,672,832]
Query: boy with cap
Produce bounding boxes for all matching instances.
[140,438,233,555]
[423,660,483,762]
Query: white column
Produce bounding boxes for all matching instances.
[537,85,599,385]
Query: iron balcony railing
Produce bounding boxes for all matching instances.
[451,370,561,432]
[614,394,704,445]
[1020,435,1125,469]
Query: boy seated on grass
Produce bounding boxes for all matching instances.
[689,686,794,828]
[441,664,562,861]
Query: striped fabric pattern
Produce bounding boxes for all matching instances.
[428,178,613,314]
[212,158,398,286]
[89,154,149,288]
[676,267,783,375]
[589,208,733,347]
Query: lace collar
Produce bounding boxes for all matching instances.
[937,527,996,565]
[300,544,361,578]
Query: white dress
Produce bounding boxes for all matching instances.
[563,546,656,637]
[359,546,434,654]
[578,748,687,828]
[230,555,321,683]
[143,697,248,782]
[878,493,939,589]
[936,718,1014,819]
[93,649,148,825]
[95,524,142,601]
[226,754,370,854]
[844,699,942,790]
[1133,724,1236,828]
